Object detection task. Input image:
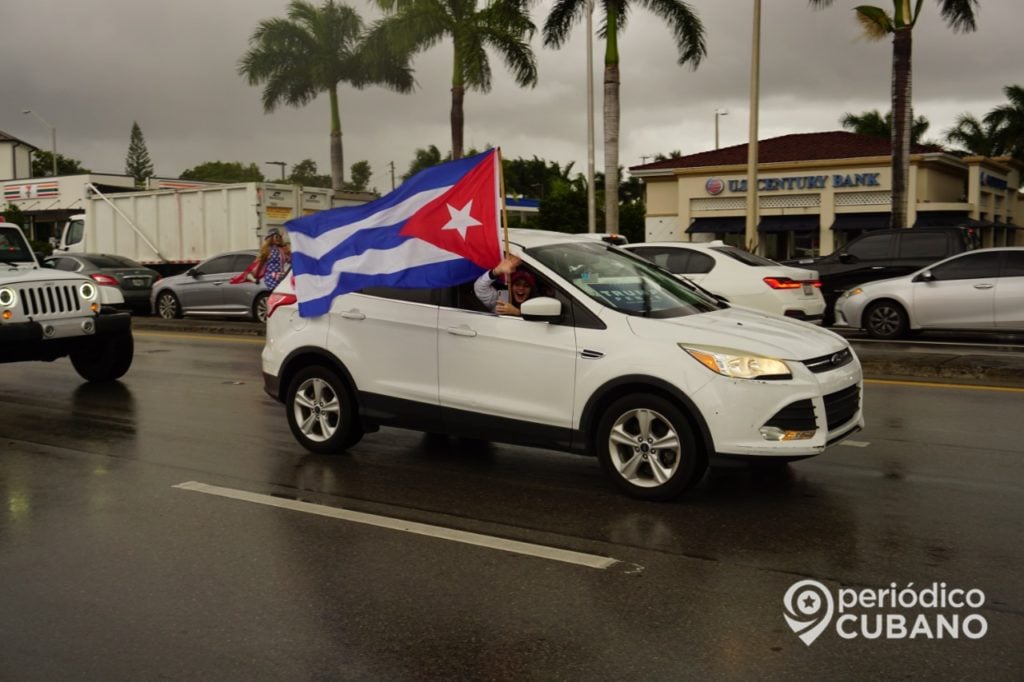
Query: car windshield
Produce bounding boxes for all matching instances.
[529,241,721,318]
[0,226,34,264]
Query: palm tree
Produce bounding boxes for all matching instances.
[811,1,979,229]
[840,109,931,144]
[544,0,705,233]
[984,84,1024,159]
[239,0,414,192]
[367,0,538,161]
[944,113,1000,156]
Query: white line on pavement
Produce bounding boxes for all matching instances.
[173,481,619,570]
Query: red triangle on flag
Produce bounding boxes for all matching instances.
[399,150,502,269]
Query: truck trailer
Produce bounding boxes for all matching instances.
[53,182,368,277]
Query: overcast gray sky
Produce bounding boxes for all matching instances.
[2,0,1020,191]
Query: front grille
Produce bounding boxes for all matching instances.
[764,399,817,432]
[18,283,83,317]
[803,348,853,373]
[824,385,860,430]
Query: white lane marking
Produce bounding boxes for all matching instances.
[839,440,871,448]
[173,481,618,570]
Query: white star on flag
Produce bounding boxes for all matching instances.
[440,200,482,239]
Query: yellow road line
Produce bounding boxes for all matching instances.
[866,378,1024,393]
[135,330,265,345]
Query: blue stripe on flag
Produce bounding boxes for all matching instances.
[297,258,485,317]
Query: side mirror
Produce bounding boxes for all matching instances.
[838,252,857,264]
[187,268,200,278]
[520,296,562,321]
[913,270,934,283]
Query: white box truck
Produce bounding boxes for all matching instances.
[54,183,369,276]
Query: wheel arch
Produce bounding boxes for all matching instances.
[579,375,715,460]
[864,296,915,329]
[277,346,359,405]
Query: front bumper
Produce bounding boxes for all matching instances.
[0,312,131,363]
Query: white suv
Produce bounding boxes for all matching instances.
[262,230,863,500]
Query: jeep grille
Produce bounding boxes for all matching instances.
[18,283,83,318]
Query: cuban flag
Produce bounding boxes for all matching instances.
[287,149,504,318]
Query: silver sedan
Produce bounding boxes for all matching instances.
[834,247,1024,339]
[151,250,270,322]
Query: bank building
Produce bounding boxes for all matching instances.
[629,131,1022,261]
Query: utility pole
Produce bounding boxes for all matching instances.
[715,108,729,150]
[265,161,286,181]
[388,161,396,191]
[585,0,596,234]
[745,0,761,254]
[22,109,57,177]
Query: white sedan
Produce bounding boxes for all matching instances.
[834,247,1024,339]
[623,240,825,323]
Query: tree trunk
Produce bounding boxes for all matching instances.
[451,85,465,160]
[603,6,621,234]
[329,86,345,192]
[890,28,912,229]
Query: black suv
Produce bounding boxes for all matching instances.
[789,227,978,323]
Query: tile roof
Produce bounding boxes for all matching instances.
[630,131,946,172]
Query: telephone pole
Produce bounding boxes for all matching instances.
[388,161,396,191]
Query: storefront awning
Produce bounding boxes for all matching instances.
[758,215,819,233]
[687,217,745,234]
[913,211,972,227]
[831,212,890,231]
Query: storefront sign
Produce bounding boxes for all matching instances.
[708,173,881,195]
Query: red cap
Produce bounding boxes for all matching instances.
[510,270,535,287]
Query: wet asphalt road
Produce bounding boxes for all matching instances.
[1,331,1022,679]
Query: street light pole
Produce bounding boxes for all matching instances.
[22,109,57,177]
[265,161,286,181]
[745,0,761,254]
[585,0,596,234]
[714,108,728,150]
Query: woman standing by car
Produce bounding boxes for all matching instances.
[258,229,291,288]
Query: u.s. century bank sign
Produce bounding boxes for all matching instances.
[705,173,881,195]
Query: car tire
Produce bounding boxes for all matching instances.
[286,365,363,454]
[156,291,182,319]
[69,330,134,383]
[864,300,908,339]
[253,292,269,323]
[595,394,706,501]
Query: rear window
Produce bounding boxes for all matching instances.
[710,246,777,266]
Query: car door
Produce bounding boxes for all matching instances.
[995,251,1024,329]
[328,287,441,429]
[912,251,1001,329]
[437,279,577,448]
[177,254,237,311]
[220,253,262,314]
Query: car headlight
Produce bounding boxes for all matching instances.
[680,344,792,380]
[0,287,16,308]
[841,287,863,299]
[79,282,96,300]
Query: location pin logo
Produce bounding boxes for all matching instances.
[783,579,834,646]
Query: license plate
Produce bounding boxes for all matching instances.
[131,278,145,287]
[802,283,812,295]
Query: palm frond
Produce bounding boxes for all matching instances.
[638,0,707,68]
[938,0,979,33]
[855,6,893,39]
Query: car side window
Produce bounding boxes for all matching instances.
[687,252,715,274]
[846,234,892,260]
[898,232,948,260]
[1001,251,1024,278]
[231,254,257,272]
[631,247,694,274]
[198,255,237,275]
[359,286,437,305]
[928,252,1001,281]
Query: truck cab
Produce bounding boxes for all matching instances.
[0,222,134,381]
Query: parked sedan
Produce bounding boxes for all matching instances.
[45,253,160,314]
[834,247,1024,339]
[623,240,825,323]
[151,250,269,322]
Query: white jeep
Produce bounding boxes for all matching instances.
[0,222,133,382]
